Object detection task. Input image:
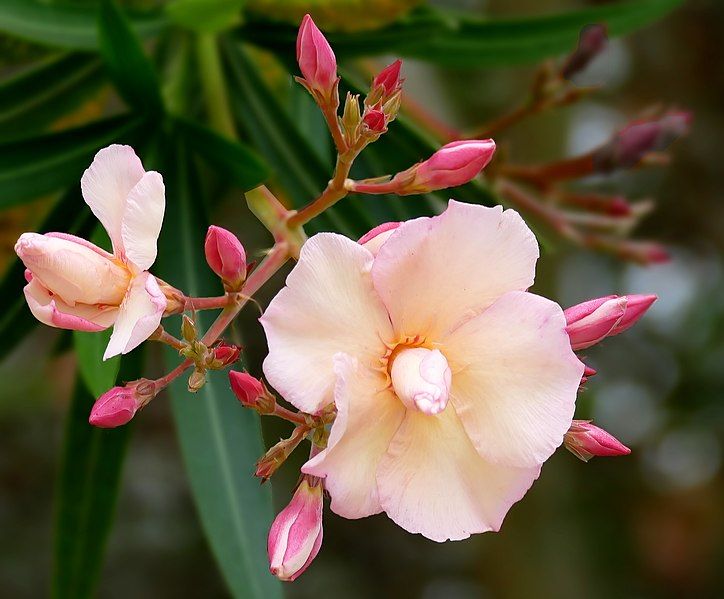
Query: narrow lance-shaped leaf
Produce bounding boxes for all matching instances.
[155,130,282,599]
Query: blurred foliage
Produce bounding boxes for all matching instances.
[0,0,719,598]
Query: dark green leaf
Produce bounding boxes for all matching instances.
[98,0,164,113]
[167,0,245,33]
[0,114,145,209]
[155,131,282,599]
[74,329,120,399]
[242,0,683,67]
[53,351,140,599]
[0,0,166,50]
[175,116,269,189]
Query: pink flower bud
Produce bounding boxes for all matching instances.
[363,109,386,132]
[561,24,608,80]
[373,59,403,96]
[88,380,155,428]
[564,420,630,461]
[296,14,337,99]
[204,226,247,291]
[414,140,496,191]
[210,342,241,368]
[268,477,323,581]
[229,370,264,406]
[564,294,657,350]
[358,221,401,256]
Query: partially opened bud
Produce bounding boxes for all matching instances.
[296,14,337,101]
[208,342,241,369]
[229,370,275,413]
[565,294,657,350]
[204,226,247,291]
[268,477,323,581]
[564,420,631,461]
[89,379,155,428]
[561,24,608,80]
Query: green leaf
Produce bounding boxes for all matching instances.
[0,114,145,209]
[155,131,281,599]
[0,53,106,141]
[242,0,683,67]
[175,116,269,189]
[0,0,167,50]
[53,352,140,599]
[74,329,120,399]
[167,0,245,33]
[98,0,164,114]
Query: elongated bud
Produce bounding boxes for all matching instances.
[358,221,401,256]
[350,140,496,195]
[89,379,156,428]
[181,314,197,342]
[296,14,337,102]
[268,477,323,581]
[205,226,247,291]
[229,370,276,413]
[208,342,241,369]
[565,294,656,350]
[593,111,692,173]
[561,24,608,80]
[367,59,403,107]
[362,109,386,133]
[564,420,630,461]
[341,92,362,145]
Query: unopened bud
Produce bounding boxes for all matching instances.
[564,420,630,461]
[208,342,241,369]
[561,24,608,80]
[362,109,386,133]
[229,370,275,413]
[181,314,197,342]
[593,111,692,173]
[268,477,323,581]
[373,60,402,97]
[296,14,338,103]
[188,369,206,393]
[256,428,306,482]
[88,379,156,428]
[341,92,362,144]
[204,226,247,291]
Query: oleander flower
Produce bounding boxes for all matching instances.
[15,144,166,360]
[260,200,584,541]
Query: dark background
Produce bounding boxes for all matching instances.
[1,1,723,597]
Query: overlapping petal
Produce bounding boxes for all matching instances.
[371,201,539,340]
[302,354,405,518]
[261,234,393,414]
[103,272,166,360]
[121,171,165,271]
[376,406,541,542]
[443,291,584,468]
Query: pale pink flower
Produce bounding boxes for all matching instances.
[260,201,584,541]
[268,477,324,581]
[15,145,166,360]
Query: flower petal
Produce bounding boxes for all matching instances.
[372,201,539,339]
[261,233,393,413]
[24,277,117,331]
[376,407,541,542]
[121,171,165,271]
[302,354,405,519]
[443,290,584,468]
[80,144,145,256]
[103,272,166,360]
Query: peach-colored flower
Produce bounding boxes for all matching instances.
[260,201,584,541]
[15,144,166,360]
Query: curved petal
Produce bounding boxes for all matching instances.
[24,278,117,331]
[443,291,584,468]
[121,171,165,271]
[103,272,166,360]
[302,354,405,519]
[261,233,393,413]
[371,201,539,340]
[80,144,145,255]
[45,232,116,261]
[376,407,541,542]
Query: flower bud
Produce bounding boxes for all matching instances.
[561,24,608,80]
[296,14,337,101]
[204,226,247,291]
[373,60,402,96]
[181,314,197,342]
[565,294,656,350]
[593,111,692,173]
[268,477,323,581]
[88,379,155,428]
[362,109,386,133]
[564,420,630,461]
[188,369,206,393]
[358,221,401,256]
[208,342,241,369]
[229,370,267,406]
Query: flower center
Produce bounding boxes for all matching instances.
[389,347,451,415]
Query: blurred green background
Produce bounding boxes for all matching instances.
[1,1,723,598]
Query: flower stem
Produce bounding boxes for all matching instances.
[184,295,234,311]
